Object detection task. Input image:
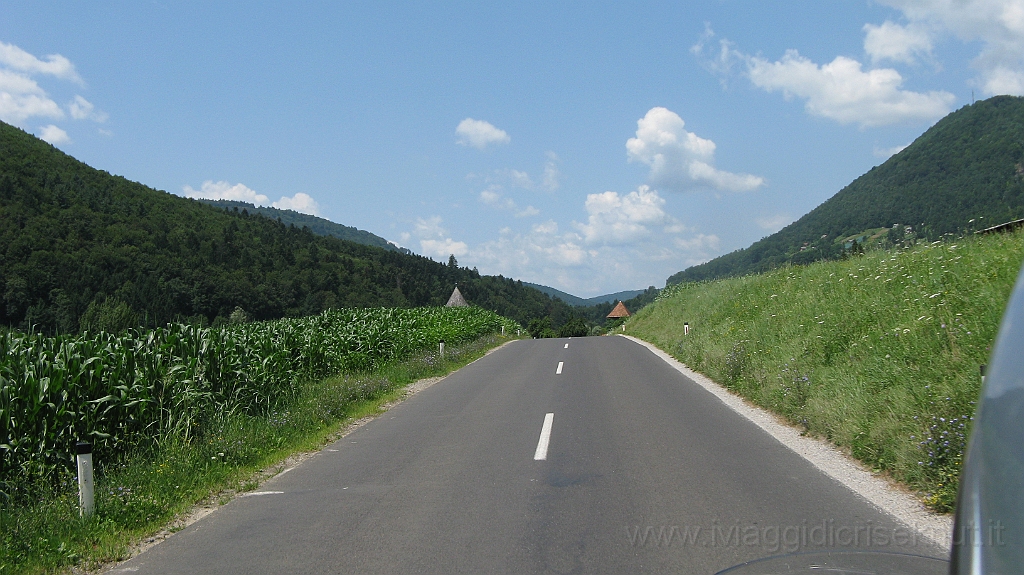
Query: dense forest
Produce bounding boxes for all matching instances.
[198,199,411,254]
[668,95,1024,284]
[0,121,577,334]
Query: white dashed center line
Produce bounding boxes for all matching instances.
[556,361,563,374]
[534,413,554,460]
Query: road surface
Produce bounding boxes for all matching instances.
[112,336,946,574]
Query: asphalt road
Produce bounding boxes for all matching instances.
[112,336,946,574]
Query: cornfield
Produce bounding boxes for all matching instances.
[1,306,517,496]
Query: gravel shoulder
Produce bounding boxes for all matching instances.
[622,334,953,553]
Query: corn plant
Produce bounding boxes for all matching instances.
[1,306,518,498]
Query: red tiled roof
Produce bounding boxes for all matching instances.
[606,301,631,318]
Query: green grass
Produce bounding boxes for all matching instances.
[0,333,512,575]
[628,230,1024,512]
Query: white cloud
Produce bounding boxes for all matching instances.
[38,124,70,144]
[693,27,955,127]
[863,21,934,64]
[479,185,540,218]
[626,107,765,192]
[420,189,729,296]
[68,95,107,122]
[183,180,322,216]
[745,50,955,127]
[480,188,503,205]
[756,214,793,232]
[469,213,722,295]
[411,216,469,259]
[691,24,738,81]
[508,169,534,188]
[184,180,269,204]
[0,41,82,83]
[674,233,721,255]
[576,185,686,244]
[455,118,510,149]
[0,68,63,123]
[421,238,470,259]
[542,151,560,191]
[876,0,1024,95]
[273,192,321,216]
[0,42,105,132]
[472,221,590,275]
[873,143,910,158]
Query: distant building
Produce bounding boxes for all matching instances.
[446,286,469,307]
[606,301,631,318]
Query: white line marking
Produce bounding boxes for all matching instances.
[241,491,284,497]
[534,413,554,460]
[556,361,563,374]
[564,343,569,348]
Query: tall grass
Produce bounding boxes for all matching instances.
[628,230,1024,511]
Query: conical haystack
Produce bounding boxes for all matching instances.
[606,301,631,318]
[445,286,469,307]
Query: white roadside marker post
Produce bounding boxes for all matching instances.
[501,325,505,336]
[439,339,445,360]
[76,441,95,519]
[684,322,690,335]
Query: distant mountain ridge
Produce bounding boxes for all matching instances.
[197,199,410,254]
[523,283,646,307]
[668,95,1024,285]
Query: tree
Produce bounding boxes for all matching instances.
[528,317,554,338]
[558,317,589,338]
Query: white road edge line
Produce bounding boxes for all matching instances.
[556,361,563,374]
[241,491,284,497]
[619,334,953,552]
[534,413,554,460]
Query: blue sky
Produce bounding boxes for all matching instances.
[3,1,1022,296]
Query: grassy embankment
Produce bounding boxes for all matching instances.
[627,229,1024,512]
[1,309,517,575]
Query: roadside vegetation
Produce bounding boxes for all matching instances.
[1,307,518,574]
[627,229,1024,512]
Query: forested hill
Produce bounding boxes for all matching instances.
[197,199,412,255]
[0,121,572,333]
[523,282,646,307]
[668,95,1024,285]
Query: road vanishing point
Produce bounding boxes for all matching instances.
[112,336,946,574]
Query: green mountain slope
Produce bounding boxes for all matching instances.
[0,122,572,332]
[522,282,647,307]
[197,199,411,254]
[668,95,1024,285]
